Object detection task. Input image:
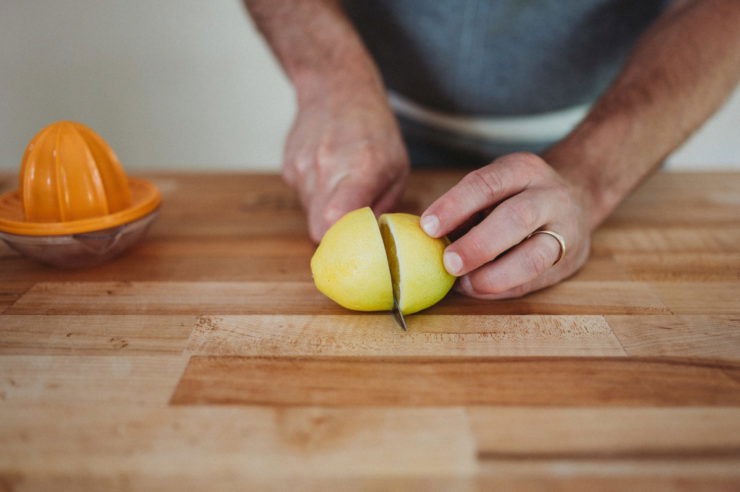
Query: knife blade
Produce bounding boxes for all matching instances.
[392,297,408,331]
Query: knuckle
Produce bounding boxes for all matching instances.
[321,205,343,225]
[461,235,488,265]
[316,137,337,164]
[524,247,552,276]
[504,152,551,181]
[458,222,496,266]
[507,200,538,231]
[512,152,545,172]
[463,168,504,200]
[357,154,381,175]
[350,143,386,176]
[292,152,315,175]
[504,285,530,299]
[476,279,506,295]
[550,181,574,204]
[470,270,508,295]
[550,184,569,203]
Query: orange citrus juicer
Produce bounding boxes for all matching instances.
[0,121,161,268]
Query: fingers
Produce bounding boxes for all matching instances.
[414,150,590,300]
[282,90,412,243]
[306,170,399,242]
[441,190,553,276]
[282,156,316,207]
[281,119,305,191]
[457,230,565,297]
[288,137,409,241]
[421,152,546,238]
[372,175,407,215]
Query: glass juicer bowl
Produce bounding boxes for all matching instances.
[0,121,161,268]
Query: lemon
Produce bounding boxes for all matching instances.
[310,207,394,311]
[379,213,455,314]
[310,207,455,315]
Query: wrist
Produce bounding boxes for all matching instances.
[543,141,620,230]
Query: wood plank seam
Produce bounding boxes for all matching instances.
[170,355,740,407]
[605,314,740,360]
[167,354,196,404]
[642,282,676,316]
[476,448,740,461]
[173,354,740,367]
[606,314,631,355]
[0,282,36,314]
[184,314,628,357]
[0,314,198,355]
[1,172,739,488]
[647,282,740,315]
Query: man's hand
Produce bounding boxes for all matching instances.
[421,0,740,299]
[421,153,591,299]
[283,84,408,242]
[245,0,407,241]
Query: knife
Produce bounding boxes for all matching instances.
[392,297,408,331]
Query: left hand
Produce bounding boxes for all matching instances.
[420,152,593,299]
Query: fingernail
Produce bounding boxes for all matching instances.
[421,215,439,236]
[443,251,463,276]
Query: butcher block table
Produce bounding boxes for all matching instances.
[1,170,739,491]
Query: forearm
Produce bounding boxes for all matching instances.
[545,0,740,229]
[244,0,384,105]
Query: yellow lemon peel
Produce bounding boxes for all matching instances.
[311,207,455,315]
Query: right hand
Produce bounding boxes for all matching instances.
[283,84,409,242]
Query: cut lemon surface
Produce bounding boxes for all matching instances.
[310,207,455,315]
[310,207,394,311]
[379,213,455,315]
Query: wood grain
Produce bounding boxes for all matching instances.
[6,279,671,316]
[1,171,739,490]
[430,281,670,315]
[0,355,188,406]
[615,253,740,281]
[650,282,740,314]
[150,215,310,238]
[1,254,313,282]
[562,252,631,281]
[476,460,740,492]
[469,407,740,458]
[171,356,740,407]
[5,281,333,315]
[0,281,34,313]
[606,315,740,359]
[0,406,476,479]
[604,172,740,226]
[130,235,315,258]
[0,315,195,355]
[3,464,738,492]
[592,227,740,254]
[185,315,626,356]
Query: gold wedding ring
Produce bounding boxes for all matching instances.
[527,230,566,266]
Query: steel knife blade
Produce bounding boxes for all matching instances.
[392,297,407,331]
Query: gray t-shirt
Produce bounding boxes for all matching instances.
[343,0,671,116]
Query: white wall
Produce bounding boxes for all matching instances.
[0,0,294,172]
[1,0,738,173]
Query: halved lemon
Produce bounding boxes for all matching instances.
[310,207,455,315]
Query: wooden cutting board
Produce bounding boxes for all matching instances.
[1,171,739,490]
